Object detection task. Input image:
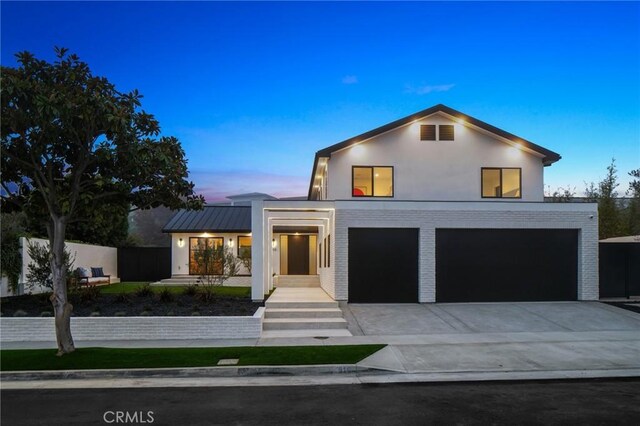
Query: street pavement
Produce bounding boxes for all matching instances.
[2,379,640,425]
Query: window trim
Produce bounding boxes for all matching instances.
[481,167,522,199]
[351,166,395,198]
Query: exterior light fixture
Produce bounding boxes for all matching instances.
[177,238,185,248]
[272,238,277,250]
[228,238,234,248]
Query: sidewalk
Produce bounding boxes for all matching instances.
[3,329,640,389]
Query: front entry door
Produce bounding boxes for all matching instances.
[287,235,310,275]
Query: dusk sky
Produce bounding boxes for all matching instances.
[2,1,639,201]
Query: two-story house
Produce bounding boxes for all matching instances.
[163,104,598,304]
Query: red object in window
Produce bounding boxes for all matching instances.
[353,188,364,196]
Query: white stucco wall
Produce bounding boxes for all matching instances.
[327,113,545,202]
[170,232,253,278]
[333,201,599,303]
[19,237,118,295]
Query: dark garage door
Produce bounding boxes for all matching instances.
[348,228,419,303]
[436,229,578,303]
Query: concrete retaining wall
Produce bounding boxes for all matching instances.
[1,308,265,342]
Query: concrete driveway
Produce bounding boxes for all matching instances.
[345,302,640,335]
[341,302,640,378]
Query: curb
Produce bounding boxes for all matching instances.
[0,364,377,381]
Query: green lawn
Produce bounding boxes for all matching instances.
[99,282,251,297]
[0,345,385,371]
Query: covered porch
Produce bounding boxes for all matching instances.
[251,200,336,301]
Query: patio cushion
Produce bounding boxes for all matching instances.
[76,267,90,278]
[91,267,104,277]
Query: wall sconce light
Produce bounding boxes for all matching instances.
[177,238,185,248]
[272,238,277,250]
[228,238,234,248]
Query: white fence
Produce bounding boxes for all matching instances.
[1,237,119,297]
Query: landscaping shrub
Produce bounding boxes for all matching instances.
[182,284,198,296]
[157,287,174,303]
[78,286,101,304]
[114,311,126,317]
[134,284,153,297]
[197,287,217,303]
[140,311,151,316]
[90,311,100,317]
[191,311,201,316]
[40,311,52,317]
[13,310,28,317]
[114,292,131,303]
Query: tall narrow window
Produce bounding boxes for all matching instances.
[352,166,394,197]
[327,234,331,268]
[481,168,521,198]
[237,236,252,258]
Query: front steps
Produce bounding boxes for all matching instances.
[261,288,351,338]
[274,275,320,288]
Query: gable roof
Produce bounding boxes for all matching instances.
[162,206,251,233]
[308,104,561,199]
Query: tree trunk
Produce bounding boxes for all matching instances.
[48,216,75,356]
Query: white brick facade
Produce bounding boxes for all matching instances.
[1,308,264,342]
[333,201,598,302]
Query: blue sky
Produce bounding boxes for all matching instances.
[2,1,639,200]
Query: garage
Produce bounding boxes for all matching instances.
[348,228,419,303]
[436,229,578,303]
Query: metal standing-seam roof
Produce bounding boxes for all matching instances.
[162,206,252,233]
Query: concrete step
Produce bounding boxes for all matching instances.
[264,308,344,319]
[261,329,353,338]
[265,301,339,309]
[275,275,320,288]
[262,318,348,331]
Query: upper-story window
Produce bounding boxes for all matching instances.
[420,124,454,141]
[352,166,394,197]
[481,168,521,198]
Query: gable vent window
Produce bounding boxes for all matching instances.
[439,125,455,140]
[420,124,436,141]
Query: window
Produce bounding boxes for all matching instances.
[439,125,454,140]
[189,237,223,275]
[324,237,328,268]
[327,234,331,268]
[420,125,436,141]
[237,236,252,258]
[352,166,394,197]
[481,168,521,198]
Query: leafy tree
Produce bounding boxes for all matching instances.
[24,197,130,247]
[192,244,239,302]
[585,159,623,239]
[1,48,203,355]
[0,212,27,294]
[26,240,75,292]
[626,169,640,235]
[547,185,576,203]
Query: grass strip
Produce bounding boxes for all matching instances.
[99,283,251,297]
[0,345,385,372]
